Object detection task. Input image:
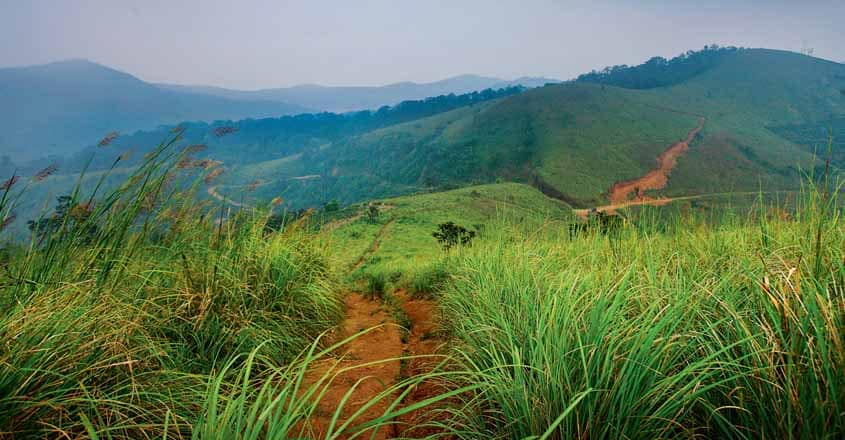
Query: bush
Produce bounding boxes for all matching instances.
[367,203,380,223]
[433,221,476,250]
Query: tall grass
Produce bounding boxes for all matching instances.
[0,134,345,437]
[435,177,843,438]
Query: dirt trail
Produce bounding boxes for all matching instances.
[305,293,404,439]
[321,204,396,234]
[608,117,705,206]
[349,218,396,270]
[305,291,443,439]
[573,190,780,219]
[393,291,449,437]
[573,197,675,219]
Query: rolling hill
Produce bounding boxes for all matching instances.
[6,47,844,232]
[325,182,572,273]
[235,47,843,208]
[0,59,309,161]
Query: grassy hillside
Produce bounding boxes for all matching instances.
[227,48,844,210]
[324,182,571,274]
[324,84,697,205]
[10,48,843,226]
[652,49,845,195]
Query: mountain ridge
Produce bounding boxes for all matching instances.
[155,74,560,112]
[0,59,310,161]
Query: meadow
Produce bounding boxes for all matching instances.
[0,130,843,439]
[326,162,844,438]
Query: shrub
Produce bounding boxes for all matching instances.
[432,221,476,250]
[367,203,380,223]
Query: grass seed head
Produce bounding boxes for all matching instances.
[214,126,238,137]
[1,175,19,190]
[204,167,225,184]
[34,164,58,181]
[98,131,119,147]
[0,213,15,231]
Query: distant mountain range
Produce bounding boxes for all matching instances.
[157,75,560,113]
[0,60,310,161]
[0,59,558,162]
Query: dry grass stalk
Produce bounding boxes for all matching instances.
[204,168,225,184]
[214,126,238,137]
[1,175,19,190]
[34,165,58,181]
[98,131,119,147]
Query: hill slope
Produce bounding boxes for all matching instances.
[251,48,844,208]
[0,60,308,161]
[326,182,572,272]
[8,48,844,220]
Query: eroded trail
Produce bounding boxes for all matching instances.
[349,219,396,270]
[608,117,705,205]
[305,291,442,439]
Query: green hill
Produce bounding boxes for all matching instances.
[324,182,571,273]
[10,48,845,226]
[218,48,843,209]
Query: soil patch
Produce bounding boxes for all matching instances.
[304,290,445,439]
[608,117,705,205]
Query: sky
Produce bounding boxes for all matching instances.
[1,0,843,89]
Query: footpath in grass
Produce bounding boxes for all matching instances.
[303,289,445,439]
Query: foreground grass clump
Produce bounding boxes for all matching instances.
[0,137,343,438]
[437,189,844,439]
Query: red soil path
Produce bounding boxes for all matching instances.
[305,291,443,439]
[608,117,705,205]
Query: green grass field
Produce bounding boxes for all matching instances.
[323,182,571,276]
[2,137,844,437]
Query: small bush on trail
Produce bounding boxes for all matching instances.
[363,271,387,299]
[433,221,476,250]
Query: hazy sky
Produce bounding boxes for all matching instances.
[1,0,843,89]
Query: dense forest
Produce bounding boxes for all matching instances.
[576,45,743,89]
